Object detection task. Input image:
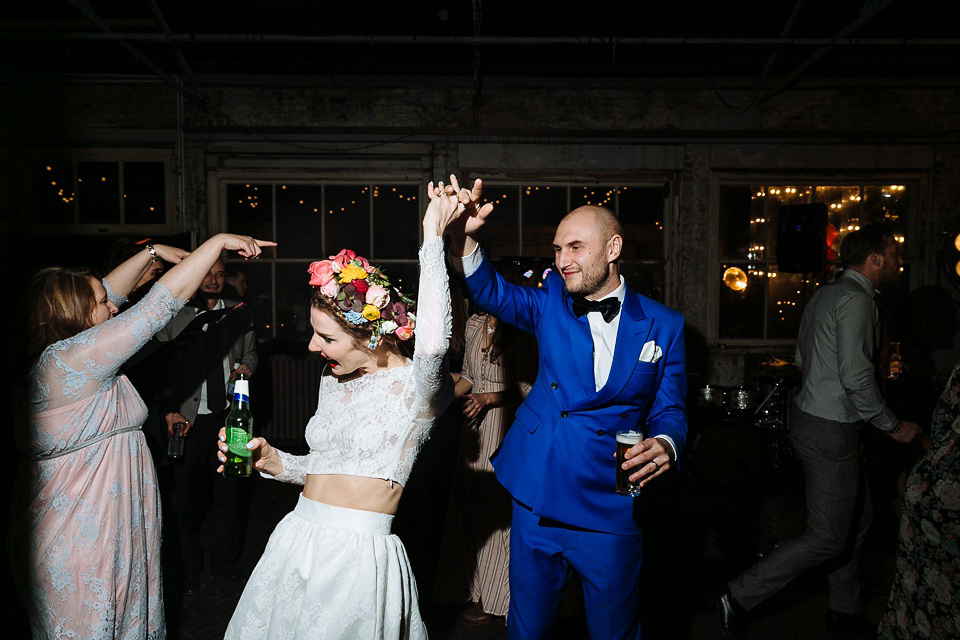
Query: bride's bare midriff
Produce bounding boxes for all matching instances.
[302,474,403,515]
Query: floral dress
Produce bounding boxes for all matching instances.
[9,282,186,640]
[878,362,960,639]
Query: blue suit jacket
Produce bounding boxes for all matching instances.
[465,254,688,535]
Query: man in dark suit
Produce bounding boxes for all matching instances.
[446,178,688,639]
[156,257,258,593]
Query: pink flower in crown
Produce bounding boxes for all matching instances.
[320,279,339,298]
[307,260,336,287]
[366,284,390,309]
[329,249,372,273]
[329,249,356,273]
[395,325,415,340]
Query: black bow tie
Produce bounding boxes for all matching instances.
[571,295,621,323]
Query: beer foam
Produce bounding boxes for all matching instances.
[616,431,643,445]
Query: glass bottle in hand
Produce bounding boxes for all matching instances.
[224,373,253,477]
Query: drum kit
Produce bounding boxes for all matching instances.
[690,376,799,486]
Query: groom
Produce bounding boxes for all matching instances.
[445,177,688,639]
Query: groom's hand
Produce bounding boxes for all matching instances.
[621,437,674,486]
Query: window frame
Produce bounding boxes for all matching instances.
[212,172,430,340]
[710,172,926,348]
[456,176,679,307]
[23,148,176,234]
[212,170,677,340]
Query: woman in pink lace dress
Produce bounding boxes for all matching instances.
[10,233,273,640]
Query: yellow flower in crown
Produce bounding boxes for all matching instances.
[338,264,368,284]
[361,304,381,321]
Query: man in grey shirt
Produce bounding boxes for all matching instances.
[716,223,919,640]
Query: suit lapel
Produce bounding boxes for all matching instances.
[593,289,652,405]
[559,290,598,399]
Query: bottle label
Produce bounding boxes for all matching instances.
[226,427,252,457]
[233,379,250,399]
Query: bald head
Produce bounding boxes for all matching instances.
[563,206,624,246]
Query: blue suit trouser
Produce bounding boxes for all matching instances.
[508,500,644,640]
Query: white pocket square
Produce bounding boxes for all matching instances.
[639,340,662,363]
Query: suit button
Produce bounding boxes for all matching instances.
[551,382,559,390]
[596,429,605,436]
[561,411,568,418]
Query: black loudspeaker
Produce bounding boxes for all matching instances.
[776,203,828,273]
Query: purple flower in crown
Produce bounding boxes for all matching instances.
[381,300,409,326]
[337,283,366,313]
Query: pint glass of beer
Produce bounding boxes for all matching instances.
[616,430,644,496]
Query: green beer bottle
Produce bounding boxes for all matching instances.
[223,373,252,477]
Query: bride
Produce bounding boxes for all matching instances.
[220,180,468,639]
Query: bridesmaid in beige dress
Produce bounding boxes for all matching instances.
[434,295,538,623]
[10,232,272,640]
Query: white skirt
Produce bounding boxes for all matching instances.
[225,494,427,640]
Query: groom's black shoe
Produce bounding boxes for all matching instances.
[713,584,747,640]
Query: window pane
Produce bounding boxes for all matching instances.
[226,183,273,240]
[521,185,566,258]
[277,184,324,259]
[479,185,519,259]
[622,262,664,302]
[275,262,314,340]
[718,266,764,339]
[818,185,862,248]
[718,185,754,260]
[34,161,74,224]
[573,185,617,209]
[862,184,911,254]
[378,261,419,304]
[619,186,665,263]
[372,184,419,259]
[124,162,166,225]
[327,185,370,257]
[766,271,810,339]
[78,161,120,224]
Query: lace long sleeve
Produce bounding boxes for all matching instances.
[102,277,129,308]
[412,236,453,414]
[258,448,308,485]
[32,283,187,412]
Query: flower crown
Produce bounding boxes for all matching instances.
[307,249,416,349]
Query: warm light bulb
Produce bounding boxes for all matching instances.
[723,267,748,292]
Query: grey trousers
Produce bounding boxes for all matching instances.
[728,408,872,614]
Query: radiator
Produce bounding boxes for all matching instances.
[268,354,327,442]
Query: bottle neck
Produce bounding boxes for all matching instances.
[231,379,250,409]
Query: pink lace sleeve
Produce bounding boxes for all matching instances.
[32,283,188,412]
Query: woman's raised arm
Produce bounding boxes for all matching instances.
[103,243,190,300]
[157,233,275,301]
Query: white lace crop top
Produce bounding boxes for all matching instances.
[262,236,453,487]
